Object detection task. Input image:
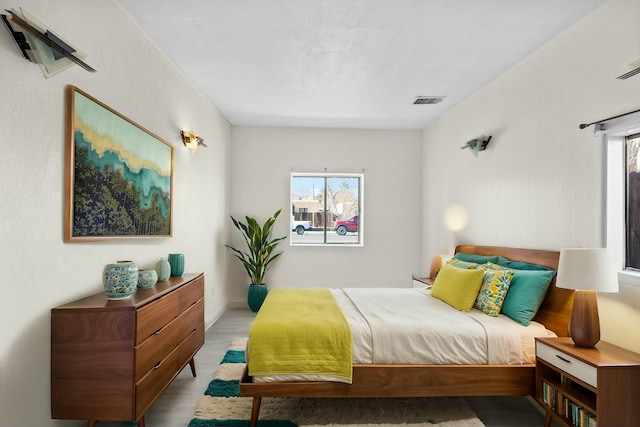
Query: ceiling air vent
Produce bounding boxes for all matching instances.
[413,96,445,105]
[616,59,640,80]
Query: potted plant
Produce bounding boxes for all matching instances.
[226,209,287,311]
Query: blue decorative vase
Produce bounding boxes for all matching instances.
[168,253,185,276]
[137,269,158,289]
[103,261,138,300]
[247,284,268,312]
[155,258,171,281]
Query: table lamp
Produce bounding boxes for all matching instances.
[556,248,619,347]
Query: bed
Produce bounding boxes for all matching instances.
[239,245,574,427]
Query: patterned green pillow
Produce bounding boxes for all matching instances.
[474,264,514,316]
[447,258,477,269]
[482,261,507,271]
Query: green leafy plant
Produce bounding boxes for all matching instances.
[226,209,287,286]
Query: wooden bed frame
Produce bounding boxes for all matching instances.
[240,245,574,427]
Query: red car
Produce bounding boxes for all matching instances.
[333,215,358,235]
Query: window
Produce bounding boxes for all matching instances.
[290,173,363,246]
[626,133,640,270]
[603,111,640,285]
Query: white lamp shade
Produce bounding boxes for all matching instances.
[556,248,619,293]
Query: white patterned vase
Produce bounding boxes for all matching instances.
[103,261,138,300]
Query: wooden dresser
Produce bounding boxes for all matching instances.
[51,273,205,427]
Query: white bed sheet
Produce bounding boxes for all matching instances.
[252,287,556,383]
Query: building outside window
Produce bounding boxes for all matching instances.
[290,173,363,246]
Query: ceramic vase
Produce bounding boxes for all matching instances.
[155,258,171,281]
[137,269,158,288]
[103,261,138,300]
[247,284,268,312]
[168,253,185,276]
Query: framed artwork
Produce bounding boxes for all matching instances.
[64,85,173,242]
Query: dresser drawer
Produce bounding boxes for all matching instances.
[135,316,181,381]
[135,346,181,418]
[179,325,204,367]
[178,275,204,311]
[180,298,204,338]
[136,292,181,344]
[536,341,597,387]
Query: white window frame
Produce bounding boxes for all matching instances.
[603,112,640,286]
[290,172,364,247]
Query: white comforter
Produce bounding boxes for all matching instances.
[253,287,555,383]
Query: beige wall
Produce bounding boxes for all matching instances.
[421,0,640,352]
[0,1,231,425]
[227,126,423,305]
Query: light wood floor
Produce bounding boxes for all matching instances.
[98,307,557,427]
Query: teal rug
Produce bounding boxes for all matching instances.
[189,337,484,427]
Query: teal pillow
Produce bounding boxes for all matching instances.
[453,253,500,265]
[500,269,556,326]
[495,256,551,271]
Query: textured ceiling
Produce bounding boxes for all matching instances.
[119,0,606,130]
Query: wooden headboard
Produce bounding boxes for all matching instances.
[455,245,573,337]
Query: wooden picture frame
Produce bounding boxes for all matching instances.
[64,85,173,242]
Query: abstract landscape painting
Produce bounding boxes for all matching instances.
[64,86,173,241]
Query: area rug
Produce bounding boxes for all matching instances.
[189,338,485,427]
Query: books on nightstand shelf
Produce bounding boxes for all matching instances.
[542,379,597,427]
[536,337,640,427]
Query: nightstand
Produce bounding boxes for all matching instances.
[411,276,434,288]
[535,337,640,427]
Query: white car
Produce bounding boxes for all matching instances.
[291,217,312,234]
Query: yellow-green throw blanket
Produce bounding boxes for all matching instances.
[248,288,353,383]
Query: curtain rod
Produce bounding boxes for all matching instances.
[579,107,640,129]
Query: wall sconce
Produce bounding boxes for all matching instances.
[180,130,207,154]
[1,8,96,78]
[460,134,491,157]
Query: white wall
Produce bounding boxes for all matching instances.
[228,126,423,305]
[0,1,231,425]
[422,0,640,352]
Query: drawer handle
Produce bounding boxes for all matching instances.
[555,354,572,364]
[153,360,163,369]
[153,328,162,336]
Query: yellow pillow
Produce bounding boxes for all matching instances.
[430,263,484,312]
